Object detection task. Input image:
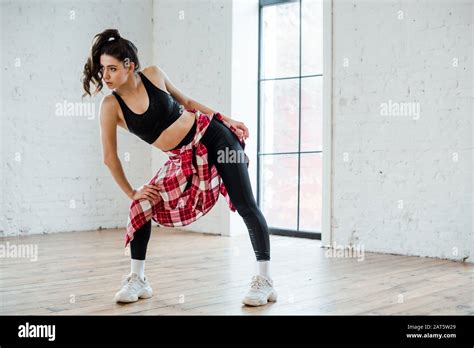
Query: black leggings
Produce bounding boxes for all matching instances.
[130,116,270,261]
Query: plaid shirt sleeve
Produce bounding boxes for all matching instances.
[124,110,249,248]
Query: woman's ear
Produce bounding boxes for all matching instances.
[122,58,135,73]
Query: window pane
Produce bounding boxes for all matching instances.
[302,0,323,75]
[260,78,299,154]
[259,0,324,237]
[299,153,322,232]
[261,2,300,79]
[260,154,298,230]
[301,76,323,151]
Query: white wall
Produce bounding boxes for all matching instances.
[330,0,473,262]
[151,0,260,239]
[0,1,5,237]
[151,0,235,235]
[0,0,253,240]
[0,0,154,236]
[2,0,471,264]
[230,0,260,237]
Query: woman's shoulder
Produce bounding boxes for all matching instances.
[141,65,163,83]
[100,94,119,113]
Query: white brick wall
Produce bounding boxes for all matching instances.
[0,0,4,237]
[0,0,244,240]
[151,0,235,235]
[1,0,471,264]
[331,0,473,262]
[230,0,260,237]
[0,0,154,236]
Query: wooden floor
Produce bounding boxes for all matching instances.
[0,227,472,315]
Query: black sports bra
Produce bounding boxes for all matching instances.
[112,71,184,144]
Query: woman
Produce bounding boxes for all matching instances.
[82,29,277,307]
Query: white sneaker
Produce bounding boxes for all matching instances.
[114,273,153,303]
[242,274,278,306]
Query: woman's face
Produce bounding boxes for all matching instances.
[99,54,131,89]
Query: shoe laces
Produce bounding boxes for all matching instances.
[120,274,132,286]
[121,274,143,290]
[249,275,269,291]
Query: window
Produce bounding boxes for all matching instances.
[257,0,324,239]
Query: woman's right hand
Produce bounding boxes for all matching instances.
[130,184,161,202]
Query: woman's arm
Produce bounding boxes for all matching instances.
[99,96,161,202]
[104,158,136,199]
[155,65,248,139]
[189,99,249,139]
[99,96,136,199]
[187,99,232,122]
[152,65,222,119]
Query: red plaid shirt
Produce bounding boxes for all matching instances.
[125,110,249,248]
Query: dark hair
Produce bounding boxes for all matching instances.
[81,29,140,98]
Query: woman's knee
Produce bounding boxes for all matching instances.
[235,199,260,220]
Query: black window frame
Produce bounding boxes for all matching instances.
[257,0,322,240]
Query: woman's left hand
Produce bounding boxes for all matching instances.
[228,119,249,140]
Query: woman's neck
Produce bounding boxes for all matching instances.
[114,72,140,96]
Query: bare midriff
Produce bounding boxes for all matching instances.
[116,107,196,152]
